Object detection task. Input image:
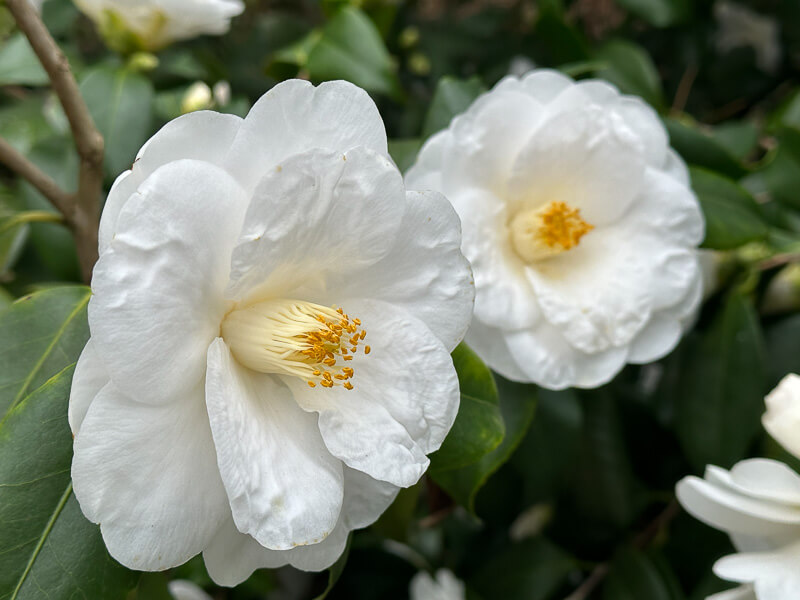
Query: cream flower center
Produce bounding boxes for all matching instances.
[509,200,594,263]
[221,299,369,390]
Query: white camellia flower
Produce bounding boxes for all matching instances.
[677,376,800,600]
[168,580,213,600]
[69,79,474,586]
[406,69,704,390]
[73,0,244,52]
[762,373,800,457]
[410,569,466,600]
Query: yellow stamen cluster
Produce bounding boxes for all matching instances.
[509,200,594,263]
[536,201,594,250]
[220,300,368,390]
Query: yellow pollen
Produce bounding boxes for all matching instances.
[220,299,367,391]
[509,200,594,263]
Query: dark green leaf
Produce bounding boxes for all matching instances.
[388,139,422,174]
[429,344,504,473]
[432,376,536,513]
[690,168,768,249]
[470,538,575,600]
[0,366,138,600]
[664,117,748,179]
[594,40,664,110]
[603,547,685,600]
[421,76,485,139]
[80,66,154,177]
[313,535,351,600]
[675,291,766,470]
[0,286,90,418]
[306,7,401,99]
[615,0,690,27]
[759,128,800,210]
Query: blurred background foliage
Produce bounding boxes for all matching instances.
[2,0,800,598]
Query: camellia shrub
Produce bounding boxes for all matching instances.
[1,1,800,599]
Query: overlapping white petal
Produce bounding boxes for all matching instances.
[763,373,800,460]
[407,68,704,389]
[71,79,473,586]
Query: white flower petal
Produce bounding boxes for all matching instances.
[203,468,397,586]
[676,474,800,537]
[713,541,800,600]
[71,382,228,571]
[410,569,466,600]
[729,459,800,505]
[224,80,389,194]
[405,130,448,191]
[507,106,646,226]
[627,315,683,364]
[226,146,405,303]
[68,338,108,435]
[168,580,213,600]
[285,299,458,487]
[325,190,474,352]
[763,374,800,461]
[707,584,757,600]
[205,338,344,550]
[464,318,530,383]
[517,69,574,102]
[99,111,243,254]
[89,160,248,403]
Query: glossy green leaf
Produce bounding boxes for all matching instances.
[470,538,575,600]
[306,7,401,99]
[421,76,484,139]
[429,344,504,473]
[615,0,690,27]
[0,286,90,418]
[0,33,48,86]
[675,291,766,470]
[664,117,748,179]
[594,40,664,110]
[432,375,536,513]
[0,366,139,600]
[603,547,685,600]
[80,66,154,177]
[759,128,800,210]
[690,168,768,249]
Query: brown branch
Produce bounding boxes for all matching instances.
[4,0,103,283]
[0,137,72,213]
[563,500,681,600]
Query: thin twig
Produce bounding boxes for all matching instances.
[0,137,72,213]
[4,0,103,283]
[757,252,800,271]
[562,500,681,600]
[671,63,698,115]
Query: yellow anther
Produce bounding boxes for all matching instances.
[364,346,371,355]
[220,298,368,391]
[510,200,594,263]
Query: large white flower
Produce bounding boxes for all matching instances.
[406,69,704,390]
[69,79,474,586]
[74,0,244,51]
[677,459,800,600]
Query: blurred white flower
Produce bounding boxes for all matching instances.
[708,584,757,600]
[763,374,800,460]
[212,80,232,107]
[714,1,781,73]
[677,459,800,600]
[406,69,704,390]
[168,580,213,600]
[181,81,214,114]
[73,0,244,52]
[410,569,466,600]
[69,80,473,586]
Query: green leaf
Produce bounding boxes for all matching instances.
[759,128,800,210]
[0,286,90,418]
[432,376,536,513]
[306,7,401,99]
[765,313,800,385]
[690,168,768,249]
[675,291,766,470]
[0,33,48,86]
[603,547,685,600]
[421,76,485,140]
[0,366,139,600]
[594,40,664,110]
[470,538,575,600]
[664,117,748,179]
[429,344,504,473]
[614,0,690,27]
[312,535,351,600]
[80,65,154,177]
